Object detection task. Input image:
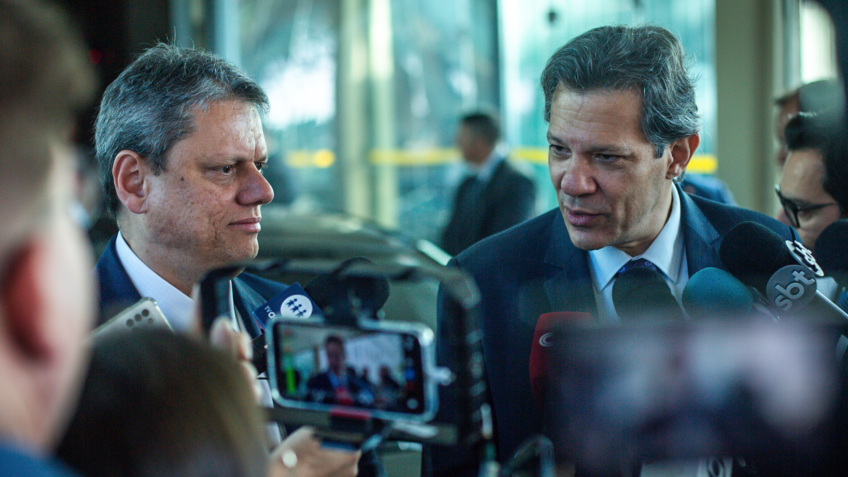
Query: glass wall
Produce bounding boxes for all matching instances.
[235,0,716,243]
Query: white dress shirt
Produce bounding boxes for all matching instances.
[588,185,690,322]
[115,232,282,445]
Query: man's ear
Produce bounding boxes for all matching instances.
[1,240,52,361]
[112,150,149,214]
[666,133,700,180]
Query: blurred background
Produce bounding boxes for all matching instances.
[62,0,839,246]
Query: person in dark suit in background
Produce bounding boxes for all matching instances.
[306,335,374,407]
[440,112,536,255]
[428,24,798,476]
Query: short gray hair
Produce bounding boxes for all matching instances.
[95,43,269,217]
[540,24,700,158]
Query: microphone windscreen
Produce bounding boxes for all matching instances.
[612,267,684,321]
[529,311,592,409]
[682,267,754,320]
[719,221,798,294]
[814,220,848,279]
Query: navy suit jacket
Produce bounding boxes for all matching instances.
[94,235,284,337]
[429,187,799,476]
[440,158,537,256]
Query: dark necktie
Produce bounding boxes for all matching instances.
[616,258,659,277]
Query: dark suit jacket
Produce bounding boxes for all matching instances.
[94,235,284,337]
[440,158,536,256]
[429,186,799,476]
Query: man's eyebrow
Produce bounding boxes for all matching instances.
[545,133,631,155]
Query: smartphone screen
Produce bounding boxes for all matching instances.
[269,319,435,421]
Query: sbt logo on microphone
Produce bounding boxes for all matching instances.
[765,264,818,311]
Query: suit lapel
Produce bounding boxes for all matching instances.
[678,185,723,274]
[94,236,143,322]
[541,213,598,315]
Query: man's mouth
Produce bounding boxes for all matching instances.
[564,208,601,227]
[230,216,262,233]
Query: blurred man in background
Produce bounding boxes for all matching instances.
[440,111,536,255]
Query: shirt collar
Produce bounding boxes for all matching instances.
[116,231,195,332]
[589,185,685,292]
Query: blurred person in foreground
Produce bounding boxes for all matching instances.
[428,24,797,476]
[0,0,96,474]
[439,111,536,256]
[58,329,268,477]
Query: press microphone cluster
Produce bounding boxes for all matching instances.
[815,220,848,296]
[249,256,391,374]
[719,221,848,328]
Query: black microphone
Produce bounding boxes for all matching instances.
[304,256,390,322]
[612,266,685,321]
[815,220,848,289]
[681,267,756,321]
[719,221,848,327]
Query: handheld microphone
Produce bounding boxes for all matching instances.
[814,220,848,288]
[681,267,756,321]
[719,222,848,327]
[612,266,685,321]
[529,311,592,409]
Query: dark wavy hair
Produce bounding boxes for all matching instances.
[785,111,848,215]
[540,24,700,158]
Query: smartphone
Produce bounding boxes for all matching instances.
[90,297,172,341]
[267,317,437,422]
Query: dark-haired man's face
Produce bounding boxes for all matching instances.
[778,149,842,250]
[547,85,695,256]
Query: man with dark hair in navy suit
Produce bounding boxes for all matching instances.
[428,24,798,477]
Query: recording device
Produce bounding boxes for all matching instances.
[198,257,484,449]
[719,221,848,327]
[529,311,592,408]
[545,321,848,476]
[90,297,171,341]
[268,317,437,422]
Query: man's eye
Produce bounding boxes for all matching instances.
[220,165,234,174]
[549,145,566,155]
[255,162,266,171]
[597,154,618,162]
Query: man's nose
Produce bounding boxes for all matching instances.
[560,157,597,197]
[237,165,275,206]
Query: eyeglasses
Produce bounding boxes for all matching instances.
[774,184,839,228]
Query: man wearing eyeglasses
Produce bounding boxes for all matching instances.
[775,112,848,251]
